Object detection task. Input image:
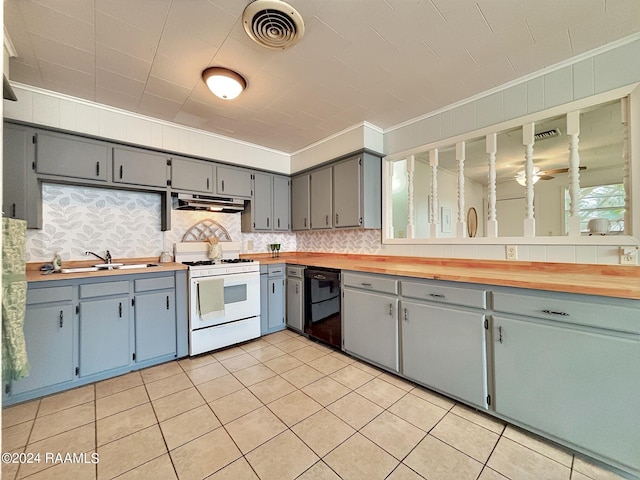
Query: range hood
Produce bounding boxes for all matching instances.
[172,193,245,213]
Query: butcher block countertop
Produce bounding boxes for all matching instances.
[26,258,187,283]
[247,252,640,300]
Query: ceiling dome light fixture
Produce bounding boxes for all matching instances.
[202,67,247,100]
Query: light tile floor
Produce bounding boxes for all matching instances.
[1,329,632,480]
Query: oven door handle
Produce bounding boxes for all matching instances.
[192,271,259,286]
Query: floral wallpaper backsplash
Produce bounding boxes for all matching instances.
[26,184,163,262]
[296,229,382,254]
[26,184,296,262]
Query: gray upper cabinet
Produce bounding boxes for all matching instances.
[216,166,252,198]
[273,175,290,231]
[291,174,310,231]
[171,157,214,193]
[310,166,333,229]
[333,153,381,229]
[3,123,41,228]
[36,131,110,182]
[252,172,272,230]
[113,147,168,188]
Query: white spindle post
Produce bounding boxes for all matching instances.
[406,155,415,239]
[456,141,466,237]
[429,149,439,238]
[622,96,630,235]
[486,133,498,238]
[566,111,581,237]
[523,123,536,237]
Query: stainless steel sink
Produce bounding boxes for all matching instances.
[59,263,158,273]
[60,267,100,273]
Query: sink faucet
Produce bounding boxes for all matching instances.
[85,250,112,264]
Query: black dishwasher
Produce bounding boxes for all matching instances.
[304,267,341,349]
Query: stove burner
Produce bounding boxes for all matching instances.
[182,258,254,267]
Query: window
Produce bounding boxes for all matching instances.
[564,184,625,234]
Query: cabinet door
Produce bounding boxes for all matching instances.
[253,172,272,230]
[135,291,176,362]
[113,147,168,188]
[273,175,290,231]
[310,166,333,229]
[343,288,398,371]
[216,166,252,198]
[401,301,487,407]
[291,174,310,230]
[286,277,303,331]
[493,316,640,473]
[36,131,109,181]
[3,124,40,228]
[333,156,362,227]
[260,273,269,335]
[267,278,285,331]
[10,304,74,396]
[79,296,130,377]
[171,157,214,192]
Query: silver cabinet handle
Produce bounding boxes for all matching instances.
[166,295,170,310]
[542,309,569,317]
[119,165,123,179]
[206,178,210,190]
[304,217,307,227]
[336,213,339,225]
[361,282,372,287]
[388,303,393,316]
[403,308,408,322]
[325,214,329,226]
[221,179,225,191]
[59,310,64,328]
[295,284,299,294]
[429,293,446,299]
[96,161,100,177]
[118,302,123,318]
[498,326,503,343]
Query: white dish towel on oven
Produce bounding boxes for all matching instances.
[198,278,225,321]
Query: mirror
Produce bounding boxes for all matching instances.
[386,94,630,242]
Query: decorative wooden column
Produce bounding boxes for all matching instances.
[456,141,466,237]
[523,123,536,237]
[429,149,439,238]
[566,111,582,237]
[486,133,498,237]
[406,155,416,239]
[622,96,631,234]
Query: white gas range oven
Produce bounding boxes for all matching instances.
[174,242,260,356]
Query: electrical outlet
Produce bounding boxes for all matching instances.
[247,240,254,251]
[506,245,518,260]
[620,246,638,265]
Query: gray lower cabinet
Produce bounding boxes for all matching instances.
[216,166,252,198]
[291,174,310,230]
[3,123,40,228]
[113,147,168,188]
[260,264,286,335]
[401,301,488,407]
[35,130,110,182]
[310,166,333,229]
[8,286,75,397]
[134,276,177,362]
[343,288,399,372]
[171,157,214,193]
[286,266,305,332]
[78,281,131,378]
[492,289,640,475]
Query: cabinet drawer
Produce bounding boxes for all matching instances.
[401,280,486,309]
[343,272,398,295]
[268,264,285,277]
[286,266,305,278]
[492,291,640,334]
[80,281,129,298]
[27,286,74,305]
[135,276,175,292]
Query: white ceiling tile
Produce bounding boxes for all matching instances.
[166,0,236,48]
[31,0,94,24]
[150,54,204,91]
[138,92,184,120]
[19,0,94,52]
[96,68,146,99]
[95,43,153,83]
[38,59,95,93]
[95,0,171,36]
[144,76,193,105]
[95,87,141,113]
[95,12,159,63]
[30,34,94,75]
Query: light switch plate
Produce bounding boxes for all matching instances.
[506,245,518,260]
[247,240,254,251]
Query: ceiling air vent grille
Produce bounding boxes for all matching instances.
[534,128,561,141]
[243,0,305,50]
